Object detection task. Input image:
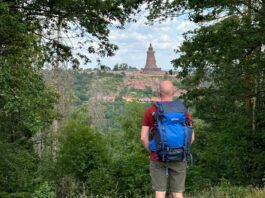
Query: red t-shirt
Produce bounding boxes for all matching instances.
[142,104,192,161]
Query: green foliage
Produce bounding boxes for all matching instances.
[97,72,124,94]
[144,86,153,97]
[103,101,125,129]
[118,86,153,99]
[2,0,149,196]
[2,0,144,65]
[0,65,58,142]
[0,2,57,195]
[113,63,129,71]
[147,0,265,189]
[108,103,151,197]
[179,16,264,186]
[33,182,55,198]
[120,102,147,141]
[55,119,116,197]
[71,71,124,106]
[113,63,138,71]
[53,102,151,197]
[109,148,151,197]
[3,0,265,196]
[85,167,115,196]
[71,71,93,106]
[56,120,108,182]
[0,1,58,142]
[187,185,265,198]
[0,141,38,192]
[0,192,32,198]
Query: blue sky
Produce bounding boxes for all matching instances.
[73,12,196,71]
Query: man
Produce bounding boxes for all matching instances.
[141,80,195,198]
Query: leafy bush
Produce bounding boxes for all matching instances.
[33,182,55,198]
[108,103,152,197]
[0,192,32,198]
[56,120,109,196]
[0,141,38,193]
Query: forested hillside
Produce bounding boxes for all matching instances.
[1,0,265,198]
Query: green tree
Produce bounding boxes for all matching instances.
[0,3,58,193]
[113,63,130,71]
[33,182,55,198]
[56,119,111,196]
[146,0,265,187]
[144,86,153,97]
[3,0,144,65]
[109,103,151,197]
[0,0,146,194]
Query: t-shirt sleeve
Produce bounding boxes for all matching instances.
[185,111,192,125]
[142,109,152,126]
[142,106,155,127]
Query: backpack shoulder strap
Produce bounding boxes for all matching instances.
[154,102,164,115]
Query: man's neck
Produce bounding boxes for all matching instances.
[160,97,174,102]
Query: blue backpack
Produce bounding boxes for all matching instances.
[149,101,193,162]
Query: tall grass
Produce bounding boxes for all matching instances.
[186,187,265,198]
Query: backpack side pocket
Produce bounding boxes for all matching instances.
[149,139,157,151]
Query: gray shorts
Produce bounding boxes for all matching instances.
[150,160,186,193]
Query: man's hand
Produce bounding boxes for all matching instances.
[141,126,150,152]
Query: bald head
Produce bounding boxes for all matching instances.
[159,80,176,99]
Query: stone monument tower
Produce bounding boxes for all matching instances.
[143,43,162,73]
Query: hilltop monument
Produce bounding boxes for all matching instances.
[142,43,162,73]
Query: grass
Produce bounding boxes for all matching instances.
[186,187,265,198]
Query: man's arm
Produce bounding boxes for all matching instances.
[186,111,195,143]
[191,130,195,144]
[141,126,150,152]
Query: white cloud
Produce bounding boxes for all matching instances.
[176,20,196,32]
[81,14,195,70]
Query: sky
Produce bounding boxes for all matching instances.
[80,11,196,71]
